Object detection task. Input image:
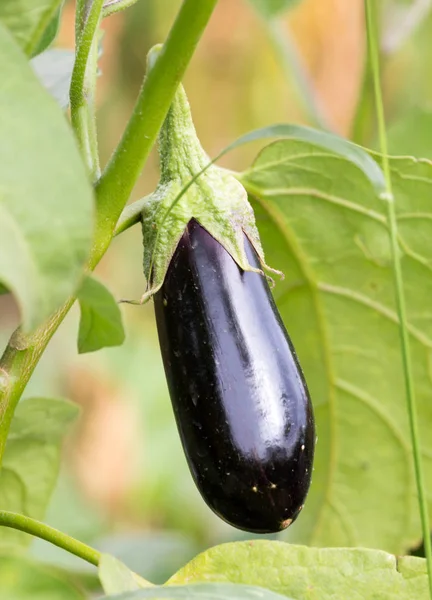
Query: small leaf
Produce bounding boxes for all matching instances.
[0,397,79,550]
[105,583,291,599]
[103,0,140,18]
[0,24,93,332]
[99,553,152,595]
[0,554,85,599]
[78,276,125,354]
[248,0,300,18]
[0,0,63,56]
[32,3,63,56]
[31,49,75,109]
[169,541,428,599]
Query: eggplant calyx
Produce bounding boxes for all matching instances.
[140,84,281,303]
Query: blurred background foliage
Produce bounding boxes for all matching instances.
[1,0,432,585]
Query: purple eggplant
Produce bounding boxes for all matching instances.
[154,219,315,533]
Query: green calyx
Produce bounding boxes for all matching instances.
[141,83,279,302]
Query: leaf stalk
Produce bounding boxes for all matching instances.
[0,511,100,566]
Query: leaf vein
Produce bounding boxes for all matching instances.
[318,282,432,349]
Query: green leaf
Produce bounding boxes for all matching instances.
[0,555,85,599]
[99,553,152,595]
[77,276,126,354]
[103,0,140,18]
[0,397,79,550]
[31,49,75,109]
[107,583,291,599]
[248,0,301,18]
[169,541,428,599]
[0,24,93,332]
[32,3,63,56]
[0,0,63,56]
[236,140,432,553]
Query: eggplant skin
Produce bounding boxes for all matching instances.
[154,219,315,534]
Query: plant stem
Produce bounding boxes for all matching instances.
[0,511,100,566]
[365,1,432,596]
[263,17,329,131]
[70,0,103,180]
[0,0,219,467]
[0,300,75,461]
[94,0,219,246]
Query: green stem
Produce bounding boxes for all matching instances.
[70,0,103,180]
[114,196,147,236]
[365,1,432,595]
[0,511,100,567]
[263,18,329,131]
[94,0,219,247]
[0,300,75,461]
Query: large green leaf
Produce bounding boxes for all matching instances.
[0,25,93,332]
[0,397,79,550]
[0,555,84,599]
[108,583,291,599]
[236,140,432,553]
[77,276,126,354]
[169,541,428,599]
[0,0,63,56]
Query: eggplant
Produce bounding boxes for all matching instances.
[154,219,315,534]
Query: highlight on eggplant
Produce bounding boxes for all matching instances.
[154,219,315,534]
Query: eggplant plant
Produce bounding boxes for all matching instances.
[0,0,431,598]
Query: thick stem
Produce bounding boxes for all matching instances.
[94,0,219,245]
[365,1,432,596]
[0,511,100,566]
